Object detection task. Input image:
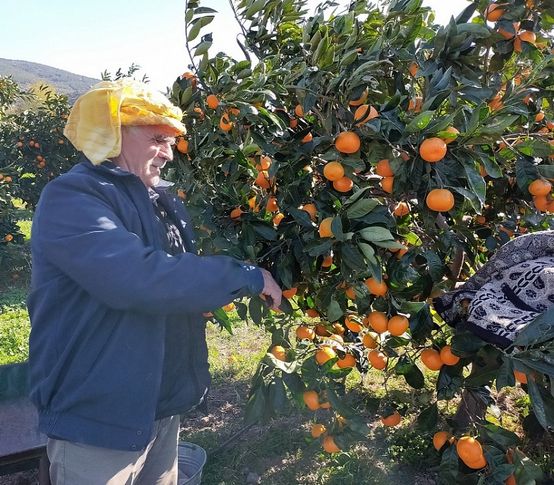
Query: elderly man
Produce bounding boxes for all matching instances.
[27,79,281,484]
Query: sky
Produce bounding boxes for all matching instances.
[0,0,469,91]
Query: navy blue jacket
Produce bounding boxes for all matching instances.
[27,159,263,451]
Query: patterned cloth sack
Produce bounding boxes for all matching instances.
[434,231,554,348]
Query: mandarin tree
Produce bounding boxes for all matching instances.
[169,1,554,479]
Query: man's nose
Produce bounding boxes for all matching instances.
[162,143,174,161]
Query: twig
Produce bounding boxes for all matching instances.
[209,423,255,456]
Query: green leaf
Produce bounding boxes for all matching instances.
[496,358,515,390]
[478,115,518,137]
[344,187,371,206]
[341,243,367,272]
[194,40,212,57]
[213,307,233,334]
[527,379,554,430]
[244,385,266,425]
[513,448,544,483]
[513,306,554,347]
[538,165,554,179]
[406,111,435,132]
[456,23,491,38]
[244,0,266,18]
[451,331,488,357]
[248,296,264,325]
[327,297,344,322]
[395,356,426,389]
[188,15,214,41]
[252,223,277,241]
[415,403,439,430]
[436,364,464,400]
[268,376,287,414]
[281,372,304,393]
[516,139,554,158]
[464,163,486,208]
[358,242,378,266]
[307,239,334,257]
[410,304,435,343]
[480,422,519,448]
[358,226,394,242]
[346,198,379,219]
[515,158,541,195]
[439,446,461,482]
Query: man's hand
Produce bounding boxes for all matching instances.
[260,268,282,311]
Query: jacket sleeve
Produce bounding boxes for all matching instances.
[32,176,264,315]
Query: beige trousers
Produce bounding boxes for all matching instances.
[46,415,180,485]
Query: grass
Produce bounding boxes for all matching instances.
[0,286,30,365]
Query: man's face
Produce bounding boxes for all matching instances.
[117,125,176,187]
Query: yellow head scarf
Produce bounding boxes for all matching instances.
[63,79,186,165]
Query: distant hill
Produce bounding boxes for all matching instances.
[0,58,100,102]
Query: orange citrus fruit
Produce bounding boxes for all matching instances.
[381,176,394,193]
[367,311,388,333]
[363,333,378,349]
[375,159,394,177]
[419,137,447,163]
[322,435,341,453]
[441,126,460,144]
[368,350,387,370]
[306,309,320,319]
[311,423,326,438]
[255,171,271,189]
[349,89,368,106]
[272,212,284,226]
[301,203,317,220]
[319,217,334,238]
[301,132,313,143]
[296,325,315,340]
[456,436,484,465]
[344,315,363,333]
[440,345,460,365]
[266,196,279,212]
[206,94,219,109]
[388,315,409,336]
[528,179,552,196]
[230,207,243,219]
[323,161,345,181]
[335,131,361,154]
[365,277,388,297]
[176,138,189,154]
[271,345,287,361]
[421,348,443,371]
[381,411,401,427]
[282,287,298,299]
[354,104,378,125]
[426,189,455,212]
[518,30,536,44]
[219,113,233,131]
[333,176,353,192]
[303,390,320,410]
[514,370,527,384]
[393,202,410,217]
[315,346,337,365]
[433,431,451,451]
[485,4,505,21]
[256,155,272,170]
[337,353,357,368]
